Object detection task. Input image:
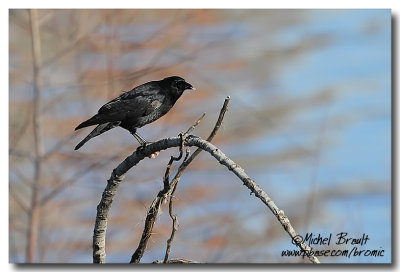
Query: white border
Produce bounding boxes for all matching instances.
[3,2,399,271]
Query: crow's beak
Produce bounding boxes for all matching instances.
[187,83,196,91]
[182,81,196,91]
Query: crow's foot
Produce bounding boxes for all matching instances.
[136,143,160,159]
[136,144,145,154]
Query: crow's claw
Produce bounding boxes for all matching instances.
[136,143,159,159]
[136,144,146,154]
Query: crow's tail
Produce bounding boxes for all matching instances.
[75,115,103,131]
[75,122,120,150]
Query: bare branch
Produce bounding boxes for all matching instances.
[93,134,319,264]
[129,134,185,264]
[206,96,230,141]
[163,145,191,263]
[185,112,206,135]
[26,9,44,263]
[176,96,230,175]
[163,174,179,263]
[93,170,125,264]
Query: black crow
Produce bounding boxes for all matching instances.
[74,76,196,152]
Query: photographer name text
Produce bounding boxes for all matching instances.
[283,232,385,259]
[297,232,370,247]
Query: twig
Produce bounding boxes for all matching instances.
[164,147,191,263]
[163,133,185,187]
[206,96,230,141]
[163,179,179,263]
[170,96,231,186]
[130,134,186,264]
[185,112,206,135]
[162,149,191,263]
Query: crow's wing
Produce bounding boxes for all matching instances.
[99,82,162,113]
[97,86,166,123]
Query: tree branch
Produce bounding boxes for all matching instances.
[27,9,44,263]
[163,148,190,263]
[129,133,186,264]
[93,134,320,264]
[92,95,319,264]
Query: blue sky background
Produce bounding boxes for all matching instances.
[247,9,391,263]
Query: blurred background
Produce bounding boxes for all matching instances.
[9,9,391,263]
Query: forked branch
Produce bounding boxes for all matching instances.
[92,96,320,264]
[130,97,230,263]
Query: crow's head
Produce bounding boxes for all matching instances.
[161,76,196,98]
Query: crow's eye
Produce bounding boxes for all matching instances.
[176,81,186,89]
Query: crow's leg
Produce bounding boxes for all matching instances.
[132,132,147,146]
[131,131,160,159]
